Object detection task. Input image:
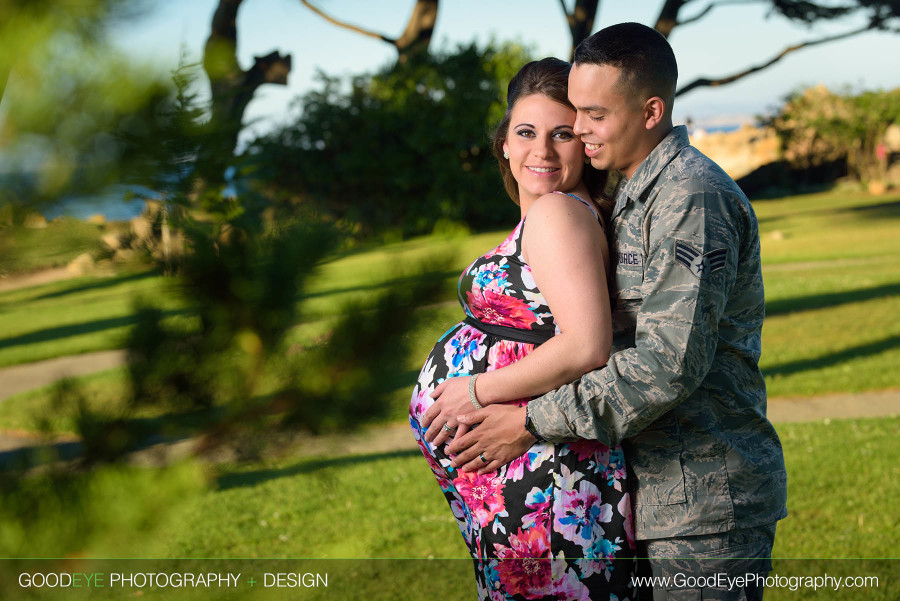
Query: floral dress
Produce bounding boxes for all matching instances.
[409,194,635,601]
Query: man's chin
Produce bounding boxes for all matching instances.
[589,158,609,171]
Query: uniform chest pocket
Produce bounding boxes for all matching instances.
[613,247,644,302]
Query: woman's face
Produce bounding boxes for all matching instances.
[502,93,584,208]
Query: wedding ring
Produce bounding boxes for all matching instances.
[442,423,455,433]
[480,453,488,464]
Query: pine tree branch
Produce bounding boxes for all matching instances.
[675,22,874,97]
[300,0,396,45]
[654,0,688,37]
[676,0,765,28]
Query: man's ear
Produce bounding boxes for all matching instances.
[643,97,666,130]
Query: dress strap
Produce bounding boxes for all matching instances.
[552,191,601,222]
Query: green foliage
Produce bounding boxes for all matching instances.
[0,0,168,219]
[0,461,204,557]
[767,85,900,181]
[34,57,459,462]
[248,42,533,236]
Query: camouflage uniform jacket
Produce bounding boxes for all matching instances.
[526,125,788,540]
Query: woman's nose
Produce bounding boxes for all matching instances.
[533,135,555,158]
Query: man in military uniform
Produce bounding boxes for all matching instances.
[449,22,788,600]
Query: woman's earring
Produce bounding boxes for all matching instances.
[584,156,591,164]
[503,151,509,159]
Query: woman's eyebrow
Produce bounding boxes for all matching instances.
[513,122,535,128]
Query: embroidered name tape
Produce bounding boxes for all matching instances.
[617,250,643,268]
[675,240,727,279]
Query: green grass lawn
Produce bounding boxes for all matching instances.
[4,416,895,600]
[2,189,899,434]
[755,190,900,397]
[0,217,109,275]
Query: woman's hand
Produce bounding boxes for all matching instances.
[421,376,476,447]
[447,404,536,474]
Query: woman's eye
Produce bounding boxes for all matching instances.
[554,131,574,140]
[590,115,604,122]
[516,129,535,138]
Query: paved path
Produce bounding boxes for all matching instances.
[3,349,899,421]
[1,350,899,465]
[0,350,127,401]
[0,267,71,293]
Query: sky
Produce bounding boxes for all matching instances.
[110,0,900,140]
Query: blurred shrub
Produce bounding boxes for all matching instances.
[40,59,457,462]
[246,42,533,237]
[0,461,204,557]
[767,84,900,183]
[0,0,168,222]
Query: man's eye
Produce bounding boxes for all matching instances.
[590,115,604,122]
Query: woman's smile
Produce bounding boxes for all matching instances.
[526,166,561,176]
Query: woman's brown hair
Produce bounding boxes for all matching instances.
[491,57,614,228]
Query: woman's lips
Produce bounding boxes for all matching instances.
[526,166,560,177]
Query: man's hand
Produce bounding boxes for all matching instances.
[447,404,537,474]
[421,376,474,447]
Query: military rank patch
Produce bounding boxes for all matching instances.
[675,240,727,279]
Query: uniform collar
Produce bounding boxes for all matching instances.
[620,125,690,203]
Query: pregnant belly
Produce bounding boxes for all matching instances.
[409,321,535,422]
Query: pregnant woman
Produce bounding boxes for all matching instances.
[409,58,635,601]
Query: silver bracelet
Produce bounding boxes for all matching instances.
[468,373,483,410]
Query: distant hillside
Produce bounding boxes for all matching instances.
[690,125,780,181]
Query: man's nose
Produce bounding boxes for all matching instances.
[573,112,590,136]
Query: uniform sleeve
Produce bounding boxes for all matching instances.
[526,183,743,445]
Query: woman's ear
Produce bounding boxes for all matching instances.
[643,97,666,130]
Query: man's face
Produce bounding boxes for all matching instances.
[568,63,650,179]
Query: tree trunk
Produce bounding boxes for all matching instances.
[653,0,686,38]
[569,0,600,60]
[395,0,439,62]
[203,0,291,159]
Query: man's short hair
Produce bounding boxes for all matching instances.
[574,22,678,109]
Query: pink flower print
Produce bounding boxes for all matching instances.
[471,261,511,294]
[601,447,628,492]
[554,477,613,546]
[408,384,432,423]
[522,485,552,528]
[505,445,552,483]
[453,470,507,528]
[487,339,531,369]
[487,222,522,258]
[618,493,635,551]
[493,525,552,599]
[417,440,453,491]
[550,564,593,601]
[563,439,604,463]
[444,326,487,374]
[468,288,537,329]
[520,262,537,290]
[579,537,623,580]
